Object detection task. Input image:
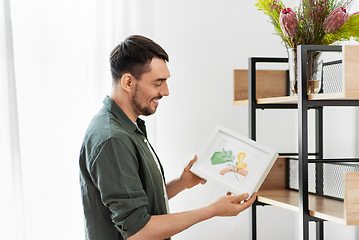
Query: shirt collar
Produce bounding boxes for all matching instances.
[102,96,147,136]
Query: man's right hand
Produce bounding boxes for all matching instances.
[127,192,257,240]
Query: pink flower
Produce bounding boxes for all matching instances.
[323,7,349,34]
[279,8,299,38]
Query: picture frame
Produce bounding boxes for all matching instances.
[191,125,278,196]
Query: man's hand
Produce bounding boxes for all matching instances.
[166,155,206,199]
[207,192,257,217]
[179,155,206,189]
[127,191,257,240]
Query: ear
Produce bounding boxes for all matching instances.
[120,73,134,93]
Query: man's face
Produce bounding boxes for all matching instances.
[131,58,170,117]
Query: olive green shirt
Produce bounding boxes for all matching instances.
[79,96,169,240]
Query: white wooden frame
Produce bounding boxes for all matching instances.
[191,125,278,196]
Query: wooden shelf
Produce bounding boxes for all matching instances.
[233,93,359,105]
[259,158,359,225]
[233,69,288,105]
[234,96,297,105]
[233,45,359,106]
[258,189,348,224]
[236,46,359,234]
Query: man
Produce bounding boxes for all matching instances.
[79,35,256,240]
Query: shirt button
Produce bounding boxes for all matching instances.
[144,138,147,143]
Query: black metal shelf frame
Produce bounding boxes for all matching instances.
[248,45,359,240]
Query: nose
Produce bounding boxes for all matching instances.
[160,81,169,96]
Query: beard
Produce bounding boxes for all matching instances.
[132,83,157,116]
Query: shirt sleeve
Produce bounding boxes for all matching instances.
[88,136,151,239]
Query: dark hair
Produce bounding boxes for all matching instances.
[110,35,169,83]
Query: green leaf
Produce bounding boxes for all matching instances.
[211,151,233,165]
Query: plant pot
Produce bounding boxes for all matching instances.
[287,48,323,95]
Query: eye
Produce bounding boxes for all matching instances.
[154,81,163,87]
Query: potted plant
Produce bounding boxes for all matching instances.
[255,0,359,94]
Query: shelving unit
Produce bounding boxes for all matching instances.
[234,45,359,240]
[259,158,359,225]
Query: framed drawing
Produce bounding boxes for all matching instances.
[191,125,278,196]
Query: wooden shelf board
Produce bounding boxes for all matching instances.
[233,99,249,105]
[233,92,359,105]
[344,172,359,225]
[257,189,351,225]
[233,96,297,105]
[309,92,359,100]
[309,92,345,100]
[257,96,297,104]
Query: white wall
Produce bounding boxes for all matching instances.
[8,0,359,239]
[151,1,297,239]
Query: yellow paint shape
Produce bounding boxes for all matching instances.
[236,152,247,170]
